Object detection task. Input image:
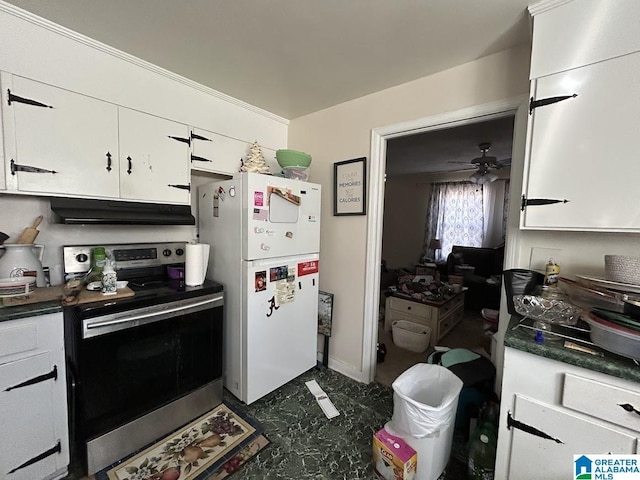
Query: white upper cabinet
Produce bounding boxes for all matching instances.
[521,0,640,231]
[190,127,248,176]
[1,73,119,198]
[119,107,191,204]
[521,51,640,230]
[530,0,640,79]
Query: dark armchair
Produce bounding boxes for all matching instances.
[445,245,504,311]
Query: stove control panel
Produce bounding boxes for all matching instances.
[64,242,187,274]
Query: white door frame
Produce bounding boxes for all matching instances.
[363,95,529,383]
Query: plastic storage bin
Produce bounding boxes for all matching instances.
[387,364,464,480]
[392,321,431,353]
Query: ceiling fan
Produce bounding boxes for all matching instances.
[449,142,511,184]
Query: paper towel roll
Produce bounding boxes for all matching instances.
[185,243,209,286]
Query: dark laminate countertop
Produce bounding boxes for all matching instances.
[505,314,640,384]
[0,300,63,322]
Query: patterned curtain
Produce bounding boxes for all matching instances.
[424,182,484,262]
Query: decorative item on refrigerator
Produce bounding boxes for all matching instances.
[185,243,209,286]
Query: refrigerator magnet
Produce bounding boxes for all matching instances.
[253,208,268,221]
[269,266,288,282]
[255,271,267,292]
[254,191,264,206]
[298,261,319,276]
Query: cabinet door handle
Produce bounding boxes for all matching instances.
[191,132,211,142]
[521,195,569,211]
[168,183,191,191]
[529,93,578,114]
[127,156,132,175]
[191,154,212,163]
[106,152,112,172]
[7,89,53,108]
[10,159,57,176]
[506,411,563,444]
[4,365,58,392]
[7,440,61,474]
[168,135,190,146]
[618,403,640,416]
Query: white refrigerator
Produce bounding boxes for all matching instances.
[199,173,321,404]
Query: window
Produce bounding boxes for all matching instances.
[424,180,509,262]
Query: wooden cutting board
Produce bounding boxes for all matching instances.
[2,285,64,307]
[2,285,135,307]
[76,286,135,305]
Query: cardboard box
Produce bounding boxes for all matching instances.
[373,428,417,480]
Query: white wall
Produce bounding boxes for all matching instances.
[289,44,532,378]
[381,170,500,270]
[381,177,429,270]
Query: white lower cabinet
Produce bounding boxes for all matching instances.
[0,313,69,480]
[496,347,640,479]
[507,395,635,479]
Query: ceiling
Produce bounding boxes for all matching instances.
[385,115,515,177]
[4,0,532,120]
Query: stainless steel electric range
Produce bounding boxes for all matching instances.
[62,242,224,475]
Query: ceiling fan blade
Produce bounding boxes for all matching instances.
[448,161,475,165]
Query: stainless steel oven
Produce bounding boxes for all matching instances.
[63,243,224,475]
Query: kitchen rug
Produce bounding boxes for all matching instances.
[95,403,269,480]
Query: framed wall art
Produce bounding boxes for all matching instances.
[318,291,334,337]
[333,157,366,216]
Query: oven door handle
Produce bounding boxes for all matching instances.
[84,294,223,338]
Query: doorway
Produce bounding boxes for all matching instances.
[362,96,529,385]
[375,115,515,386]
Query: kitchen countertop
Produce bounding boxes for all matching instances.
[0,299,63,321]
[505,314,640,384]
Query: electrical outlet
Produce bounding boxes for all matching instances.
[529,247,562,273]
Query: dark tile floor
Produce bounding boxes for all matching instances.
[219,367,468,480]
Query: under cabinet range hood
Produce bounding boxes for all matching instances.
[50,198,195,225]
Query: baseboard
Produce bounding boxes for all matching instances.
[327,356,367,383]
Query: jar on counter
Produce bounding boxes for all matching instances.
[101,259,117,295]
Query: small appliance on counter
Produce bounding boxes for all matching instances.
[0,243,46,286]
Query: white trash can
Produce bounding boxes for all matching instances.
[387,364,464,480]
[392,320,431,353]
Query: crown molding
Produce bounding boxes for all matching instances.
[528,0,574,16]
[0,1,289,125]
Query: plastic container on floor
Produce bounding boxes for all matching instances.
[387,364,464,480]
[392,320,432,353]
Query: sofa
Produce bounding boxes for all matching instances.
[445,245,504,311]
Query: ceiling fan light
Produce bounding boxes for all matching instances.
[469,171,498,184]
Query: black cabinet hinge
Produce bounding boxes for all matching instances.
[521,195,569,211]
[4,365,58,392]
[168,135,191,146]
[168,183,191,191]
[8,441,61,474]
[7,89,53,108]
[191,154,212,163]
[191,132,211,142]
[10,159,57,175]
[507,411,563,444]
[529,94,577,114]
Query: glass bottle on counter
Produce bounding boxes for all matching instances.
[101,258,117,294]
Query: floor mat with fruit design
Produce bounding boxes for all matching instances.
[96,403,269,480]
